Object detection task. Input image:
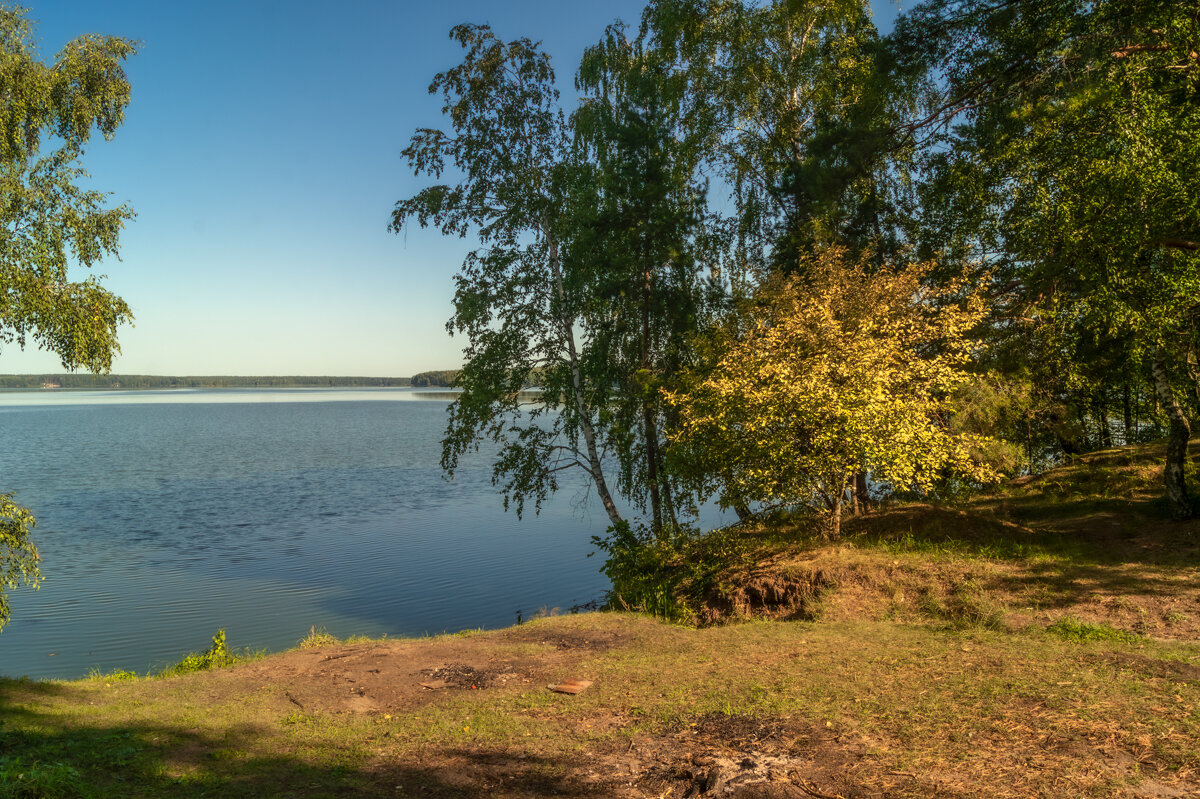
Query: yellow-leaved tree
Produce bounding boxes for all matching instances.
[666,249,1000,538]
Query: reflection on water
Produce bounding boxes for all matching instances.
[0,389,611,679]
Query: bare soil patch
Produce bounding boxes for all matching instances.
[210,628,618,717]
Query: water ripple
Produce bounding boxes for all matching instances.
[0,391,610,679]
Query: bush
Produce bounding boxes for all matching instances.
[592,522,695,622]
[158,629,237,676]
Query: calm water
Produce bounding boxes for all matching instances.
[0,389,612,680]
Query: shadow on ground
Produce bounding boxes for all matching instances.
[0,680,611,798]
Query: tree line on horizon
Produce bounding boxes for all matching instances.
[0,374,418,389]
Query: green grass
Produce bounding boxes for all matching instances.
[296,626,341,649]
[1047,616,1143,643]
[1,614,1198,797]
[0,757,87,799]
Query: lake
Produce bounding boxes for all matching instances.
[0,388,612,680]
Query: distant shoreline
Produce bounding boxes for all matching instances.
[0,373,461,390]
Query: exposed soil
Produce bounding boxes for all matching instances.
[698,555,836,625]
[211,633,592,716]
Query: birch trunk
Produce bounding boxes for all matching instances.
[546,228,624,527]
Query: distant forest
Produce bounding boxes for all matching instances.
[0,374,433,389]
[409,370,460,387]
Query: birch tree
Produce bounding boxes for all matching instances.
[391,25,627,525]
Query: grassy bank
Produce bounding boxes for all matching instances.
[2,441,1199,798]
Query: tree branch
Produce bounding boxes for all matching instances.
[1159,238,1200,251]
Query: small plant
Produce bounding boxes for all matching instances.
[280,712,316,726]
[158,629,237,676]
[88,667,139,682]
[1046,616,1140,643]
[592,521,693,622]
[298,625,340,649]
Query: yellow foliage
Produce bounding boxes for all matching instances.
[666,249,1000,532]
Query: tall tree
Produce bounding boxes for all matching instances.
[0,5,137,629]
[574,29,719,535]
[631,0,894,279]
[896,0,1200,518]
[392,24,625,527]
[572,2,906,523]
[395,22,728,537]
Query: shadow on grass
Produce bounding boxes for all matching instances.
[0,680,608,798]
[845,496,1200,569]
[979,559,1198,610]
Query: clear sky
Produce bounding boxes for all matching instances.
[5,1,898,377]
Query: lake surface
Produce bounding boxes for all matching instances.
[0,388,612,680]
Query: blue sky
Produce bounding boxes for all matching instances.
[6,1,898,377]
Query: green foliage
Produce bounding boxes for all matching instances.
[947,374,1061,476]
[667,249,1000,536]
[298,626,340,649]
[393,23,722,534]
[393,24,623,525]
[0,494,37,632]
[591,520,772,623]
[574,30,720,532]
[409,370,460,388]
[591,522,695,622]
[899,0,1200,514]
[87,667,139,682]
[632,0,893,278]
[1047,616,1141,644]
[0,4,137,372]
[158,629,237,677]
[392,0,1200,560]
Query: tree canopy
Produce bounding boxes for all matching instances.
[897,0,1200,517]
[666,248,996,537]
[396,0,1200,546]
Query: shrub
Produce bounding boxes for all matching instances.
[158,629,236,676]
[592,522,694,622]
